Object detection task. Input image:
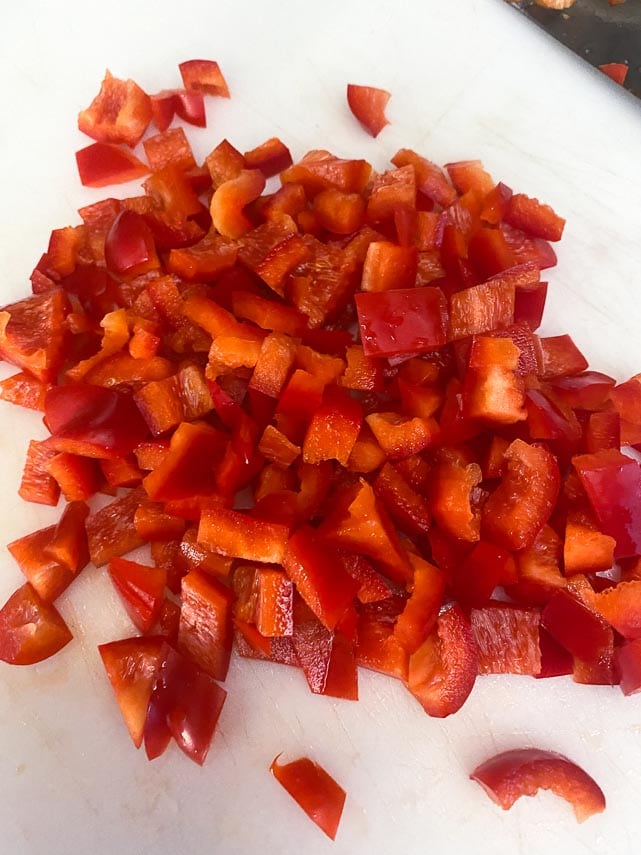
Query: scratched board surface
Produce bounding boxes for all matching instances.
[1,2,641,854]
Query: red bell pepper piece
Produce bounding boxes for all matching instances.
[143,126,197,172]
[471,603,541,675]
[0,583,72,665]
[143,421,225,502]
[346,84,391,137]
[510,525,566,606]
[179,59,230,97]
[366,411,438,458]
[430,454,482,542]
[243,137,293,178]
[282,150,372,195]
[0,289,69,384]
[542,590,614,682]
[134,366,213,437]
[78,71,152,147]
[615,638,641,695]
[373,462,432,538]
[452,541,514,607]
[302,386,362,466]
[338,552,393,603]
[18,440,60,506]
[471,749,605,822]
[448,279,515,341]
[394,554,445,654]
[210,169,266,239]
[514,280,548,330]
[0,371,48,410]
[591,580,641,640]
[482,439,560,551]
[104,210,159,279]
[177,570,233,681]
[46,452,102,502]
[341,345,384,393]
[584,410,620,453]
[361,241,417,292]
[44,384,149,459]
[270,755,346,841]
[599,62,629,85]
[320,480,412,583]
[573,449,641,559]
[504,193,565,242]
[258,425,301,468]
[283,527,359,630]
[231,292,307,338]
[366,164,416,224]
[85,487,145,567]
[99,636,165,748]
[500,222,557,270]
[463,336,526,424]
[198,506,289,564]
[108,557,166,633]
[563,512,615,576]
[7,525,73,603]
[539,334,588,379]
[76,142,149,188]
[249,332,298,398]
[144,643,227,765]
[356,287,447,358]
[45,500,90,575]
[391,149,456,208]
[446,160,495,196]
[292,608,358,700]
[406,603,478,718]
[313,188,366,235]
[255,569,294,637]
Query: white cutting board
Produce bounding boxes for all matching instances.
[1,1,641,853]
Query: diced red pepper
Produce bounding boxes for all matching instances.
[406,603,478,718]
[0,290,69,384]
[471,604,541,675]
[179,59,230,97]
[599,62,629,85]
[361,241,417,292]
[198,506,289,563]
[104,210,160,279]
[302,386,362,466]
[471,749,605,822]
[0,583,73,665]
[391,149,456,208]
[99,636,165,748]
[0,372,48,410]
[591,580,641,640]
[210,170,267,239]
[143,421,225,502]
[542,590,614,682]
[18,440,60,506]
[505,194,565,242]
[86,488,145,567]
[255,569,294,637]
[615,638,641,695]
[78,71,152,147]
[346,84,391,137]
[108,557,166,633]
[448,280,515,341]
[393,554,445,654]
[76,142,149,188]
[283,527,359,630]
[270,755,346,841]
[177,570,233,681]
[463,336,526,425]
[373,462,431,538]
[482,439,560,551]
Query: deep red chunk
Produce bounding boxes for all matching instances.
[471,603,541,675]
[355,287,447,358]
[270,755,346,841]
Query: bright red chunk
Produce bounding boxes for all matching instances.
[347,84,391,137]
[270,755,346,840]
[0,583,72,665]
[471,749,605,822]
[355,287,447,358]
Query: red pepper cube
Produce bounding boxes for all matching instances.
[505,193,565,242]
[341,345,384,393]
[134,503,187,542]
[44,384,149,460]
[143,127,196,173]
[255,569,294,637]
[463,336,526,425]
[446,160,495,196]
[394,554,445,654]
[7,525,74,603]
[355,287,447,358]
[482,439,560,551]
[366,165,416,224]
[356,599,409,680]
[18,440,60,506]
[258,425,301,468]
[564,513,616,576]
[320,481,412,584]
[430,455,482,542]
[199,507,289,564]
[573,449,641,559]
[104,210,160,279]
[584,410,620,453]
[143,422,226,502]
[373,462,431,538]
[0,583,73,665]
[313,188,366,235]
[391,149,456,208]
[471,603,541,675]
[448,280,515,341]
[249,332,298,398]
[468,228,515,278]
[511,524,565,606]
[360,241,417,292]
[514,280,548,330]
[407,603,478,718]
[135,365,213,437]
[0,289,69,384]
[366,411,438,459]
[540,335,589,380]
[302,387,362,467]
[76,142,149,188]
[179,59,230,97]
[270,755,346,842]
[0,371,48,411]
[591,580,641,640]
[78,71,152,148]
[281,151,372,195]
[86,488,145,567]
[108,557,166,633]
[283,527,359,630]
[615,638,641,695]
[542,590,614,674]
[177,570,233,681]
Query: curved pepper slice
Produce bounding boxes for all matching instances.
[270,755,346,841]
[482,439,560,551]
[406,603,478,718]
[470,748,605,822]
